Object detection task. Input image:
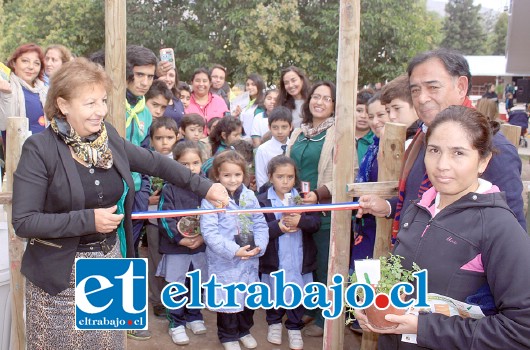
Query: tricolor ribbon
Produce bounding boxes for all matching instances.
[132,201,360,220]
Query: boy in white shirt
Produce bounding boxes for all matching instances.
[255,106,293,189]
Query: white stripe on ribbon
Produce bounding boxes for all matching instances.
[131,201,360,220]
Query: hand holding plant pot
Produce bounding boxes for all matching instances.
[281,213,301,232]
[354,255,420,330]
[235,245,261,260]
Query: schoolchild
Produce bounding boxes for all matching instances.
[200,150,269,350]
[176,81,192,109]
[258,155,321,349]
[145,79,172,119]
[232,73,266,140]
[255,106,293,190]
[351,92,391,270]
[157,140,208,345]
[179,113,210,159]
[145,117,179,317]
[250,89,279,147]
[201,116,243,176]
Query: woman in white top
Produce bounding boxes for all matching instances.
[233,73,265,139]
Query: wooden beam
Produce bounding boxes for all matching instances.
[105,0,126,137]
[347,181,398,198]
[0,192,12,204]
[500,123,521,148]
[7,117,28,350]
[361,122,406,350]
[324,0,360,349]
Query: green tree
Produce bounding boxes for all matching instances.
[127,0,262,82]
[488,11,508,55]
[358,0,442,85]
[0,0,104,60]
[237,0,310,85]
[440,0,487,55]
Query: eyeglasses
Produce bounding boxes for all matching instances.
[311,94,333,103]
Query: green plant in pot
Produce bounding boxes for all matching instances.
[234,197,256,249]
[177,216,201,238]
[353,254,420,330]
[151,177,165,192]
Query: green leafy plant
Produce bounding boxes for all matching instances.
[151,177,164,192]
[348,254,421,295]
[376,254,421,294]
[346,254,420,326]
[237,196,253,236]
[293,195,304,205]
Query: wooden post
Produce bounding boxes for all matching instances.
[105,0,126,137]
[360,122,406,350]
[323,0,360,349]
[7,117,28,350]
[500,123,521,148]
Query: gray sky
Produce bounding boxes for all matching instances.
[474,0,508,11]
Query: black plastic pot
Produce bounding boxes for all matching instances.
[234,232,256,250]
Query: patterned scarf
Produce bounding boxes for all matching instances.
[51,116,113,169]
[356,136,379,183]
[392,97,474,240]
[300,116,334,138]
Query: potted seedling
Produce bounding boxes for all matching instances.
[177,216,201,238]
[234,197,257,249]
[353,254,420,330]
[151,177,165,192]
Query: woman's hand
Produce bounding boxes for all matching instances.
[235,246,261,259]
[356,309,418,335]
[232,105,242,117]
[357,195,391,218]
[0,79,11,94]
[156,61,173,77]
[205,183,230,208]
[302,191,318,204]
[94,205,124,233]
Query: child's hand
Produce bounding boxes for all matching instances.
[279,220,298,233]
[148,189,160,205]
[282,213,301,229]
[235,246,261,259]
[179,236,203,249]
[179,237,194,247]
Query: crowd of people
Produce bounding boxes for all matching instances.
[2,41,530,350]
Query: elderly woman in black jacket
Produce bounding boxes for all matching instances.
[12,58,229,349]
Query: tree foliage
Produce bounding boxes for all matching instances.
[440,0,487,55]
[488,12,508,55]
[0,0,104,60]
[2,0,442,87]
[358,0,441,84]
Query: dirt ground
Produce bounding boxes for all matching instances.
[128,245,362,350]
[127,302,362,350]
[128,146,530,350]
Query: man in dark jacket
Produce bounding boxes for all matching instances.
[357,48,526,230]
